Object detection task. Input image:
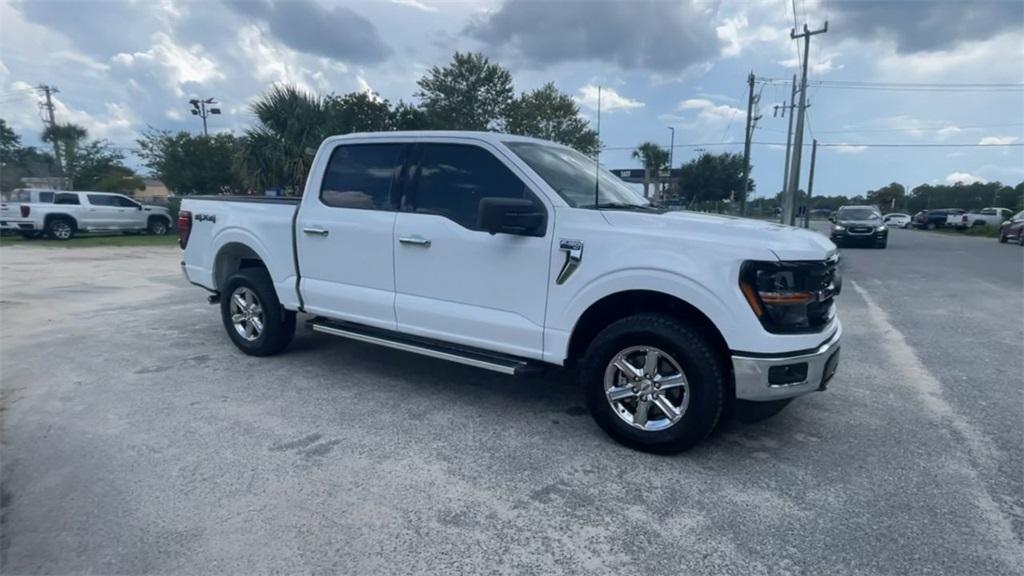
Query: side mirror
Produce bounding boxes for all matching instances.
[137,205,143,210]
[828,216,836,223]
[478,197,545,236]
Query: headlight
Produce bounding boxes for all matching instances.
[877,225,887,232]
[833,225,846,231]
[739,260,840,333]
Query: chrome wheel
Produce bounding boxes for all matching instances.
[604,346,689,431]
[229,287,264,342]
[151,220,167,235]
[50,220,72,240]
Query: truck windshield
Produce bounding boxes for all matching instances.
[838,208,880,220]
[504,141,654,210]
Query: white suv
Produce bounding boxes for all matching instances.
[0,190,172,240]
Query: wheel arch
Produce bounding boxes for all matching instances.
[44,212,78,230]
[565,289,733,378]
[213,241,268,291]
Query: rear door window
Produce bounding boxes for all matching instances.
[54,193,80,205]
[87,194,115,206]
[320,144,404,210]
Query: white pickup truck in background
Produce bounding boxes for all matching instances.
[0,190,172,240]
[180,131,843,453]
[953,207,1013,229]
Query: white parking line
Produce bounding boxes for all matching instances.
[850,280,1021,567]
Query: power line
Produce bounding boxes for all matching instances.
[603,141,1022,151]
[757,78,1024,92]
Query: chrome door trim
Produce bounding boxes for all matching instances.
[556,239,583,285]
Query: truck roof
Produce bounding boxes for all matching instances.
[325,130,564,147]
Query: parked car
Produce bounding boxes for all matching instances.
[882,212,911,228]
[830,205,888,248]
[998,210,1024,245]
[954,207,1013,229]
[179,131,843,453]
[1,189,56,237]
[0,191,172,240]
[913,208,963,230]
[943,209,968,228]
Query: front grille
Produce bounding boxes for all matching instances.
[848,226,873,234]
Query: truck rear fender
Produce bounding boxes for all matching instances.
[209,227,300,309]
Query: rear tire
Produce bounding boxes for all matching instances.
[220,268,296,356]
[45,217,75,240]
[926,222,936,230]
[579,314,724,454]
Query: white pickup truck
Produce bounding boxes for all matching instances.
[953,207,1013,229]
[180,131,842,453]
[1,190,172,239]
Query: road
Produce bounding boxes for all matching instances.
[1,227,1022,575]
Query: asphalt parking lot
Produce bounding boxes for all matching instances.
[2,226,1022,575]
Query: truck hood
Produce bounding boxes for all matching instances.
[602,210,836,261]
[837,218,882,227]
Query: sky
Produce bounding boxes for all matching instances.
[1,0,1022,198]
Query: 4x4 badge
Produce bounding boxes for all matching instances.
[556,239,584,285]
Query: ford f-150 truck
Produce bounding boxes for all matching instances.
[180,131,842,453]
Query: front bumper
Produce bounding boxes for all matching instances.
[831,228,887,243]
[732,321,842,402]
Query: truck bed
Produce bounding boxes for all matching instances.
[180,195,302,309]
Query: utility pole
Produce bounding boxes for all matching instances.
[739,71,760,215]
[189,98,221,136]
[784,22,828,226]
[779,75,797,223]
[666,126,675,200]
[803,139,817,228]
[36,84,63,177]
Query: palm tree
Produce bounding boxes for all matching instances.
[238,85,327,193]
[631,142,670,172]
[42,122,88,178]
[632,142,671,198]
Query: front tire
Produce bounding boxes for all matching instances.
[148,217,168,235]
[220,268,296,356]
[926,222,936,230]
[876,239,888,249]
[579,314,724,454]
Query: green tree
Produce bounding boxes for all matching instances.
[416,52,514,130]
[506,83,599,155]
[631,142,670,172]
[388,101,430,131]
[0,119,58,192]
[678,152,751,207]
[138,130,242,195]
[41,122,87,176]
[92,165,145,193]
[866,182,906,211]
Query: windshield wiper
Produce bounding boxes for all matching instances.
[593,202,659,211]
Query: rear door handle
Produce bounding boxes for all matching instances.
[303,227,329,237]
[399,235,431,247]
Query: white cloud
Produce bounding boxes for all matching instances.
[716,14,782,57]
[978,136,1019,146]
[876,31,1024,82]
[391,0,438,12]
[678,98,743,123]
[235,25,321,94]
[778,53,841,75]
[112,32,223,96]
[833,144,868,154]
[945,172,986,184]
[575,85,644,112]
[937,126,962,138]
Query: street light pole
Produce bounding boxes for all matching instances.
[189,98,222,136]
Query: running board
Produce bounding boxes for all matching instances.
[309,319,544,376]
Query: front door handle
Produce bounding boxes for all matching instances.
[399,235,431,247]
[303,227,329,237]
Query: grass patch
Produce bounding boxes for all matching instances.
[0,232,179,248]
